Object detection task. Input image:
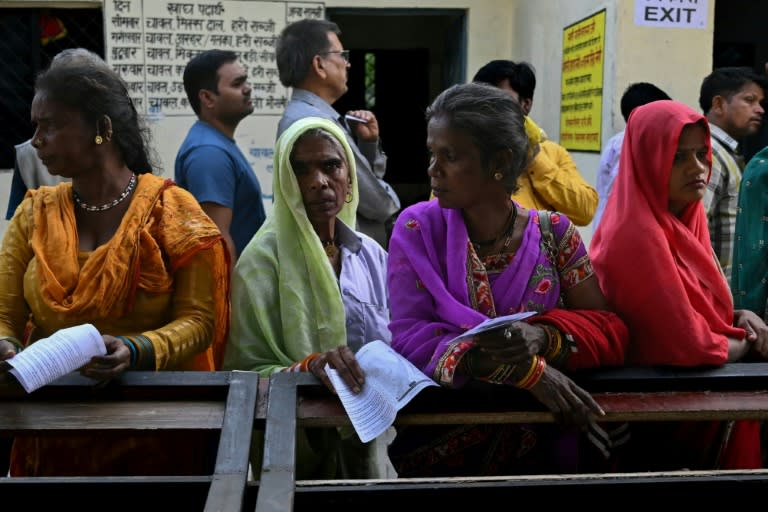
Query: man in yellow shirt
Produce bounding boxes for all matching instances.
[473,60,597,226]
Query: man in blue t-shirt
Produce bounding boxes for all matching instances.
[175,49,265,263]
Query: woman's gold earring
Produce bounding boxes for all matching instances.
[94,135,103,145]
[345,191,353,204]
[494,172,503,181]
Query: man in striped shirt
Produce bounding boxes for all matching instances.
[699,67,766,283]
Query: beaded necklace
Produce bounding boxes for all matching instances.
[469,205,518,251]
[73,173,137,213]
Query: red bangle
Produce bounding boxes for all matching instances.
[515,356,547,389]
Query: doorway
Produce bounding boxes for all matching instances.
[328,8,466,210]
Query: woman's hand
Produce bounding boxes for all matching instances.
[734,309,768,358]
[80,335,130,382]
[474,322,547,365]
[0,339,18,361]
[528,364,605,429]
[309,345,365,395]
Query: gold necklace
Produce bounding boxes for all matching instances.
[321,238,339,259]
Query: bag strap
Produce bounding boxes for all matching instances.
[538,210,558,266]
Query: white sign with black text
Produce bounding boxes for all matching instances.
[634,0,708,29]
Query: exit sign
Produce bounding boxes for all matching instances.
[634,0,708,29]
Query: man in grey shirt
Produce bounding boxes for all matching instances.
[275,19,400,248]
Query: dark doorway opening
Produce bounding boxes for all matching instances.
[713,0,768,162]
[328,8,466,210]
[0,7,103,168]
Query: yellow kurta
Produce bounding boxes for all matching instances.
[0,174,230,475]
[512,140,598,226]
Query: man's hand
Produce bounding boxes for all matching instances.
[346,110,380,142]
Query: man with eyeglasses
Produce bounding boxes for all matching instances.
[276,18,400,248]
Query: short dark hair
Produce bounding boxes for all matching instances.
[620,82,671,123]
[698,66,768,114]
[276,19,341,88]
[35,63,154,174]
[472,60,537,101]
[426,83,529,194]
[183,49,238,116]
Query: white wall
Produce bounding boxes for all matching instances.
[0,0,716,244]
[508,0,714,246]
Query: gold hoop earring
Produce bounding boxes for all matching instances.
[494,172,503,181]
[94,135,103,145]
[345,191,353,204]
[34,138,43,147]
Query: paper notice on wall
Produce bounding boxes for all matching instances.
[7,323,106,393]
[326,340,437,443]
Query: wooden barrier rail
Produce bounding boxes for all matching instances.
[0,370,259,512]
[4,364,768,510]
[253,364,768,511]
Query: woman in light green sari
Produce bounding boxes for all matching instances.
[224,117,391,479]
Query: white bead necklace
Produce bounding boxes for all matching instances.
[73,173,137,212]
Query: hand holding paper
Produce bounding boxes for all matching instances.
[6,324,107,393]
[326,340,437,443]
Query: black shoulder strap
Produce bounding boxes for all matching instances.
[538,210,558,266]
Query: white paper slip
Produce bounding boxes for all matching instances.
[344,113,368,124]
[7,323,106,393]
[326,340,437,443]
[450,311,537,343]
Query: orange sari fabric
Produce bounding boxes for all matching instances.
[28,173,230,369]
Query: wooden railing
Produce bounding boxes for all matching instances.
[253,364,768,511]
[4,364,768,511]
[0,370,259,512]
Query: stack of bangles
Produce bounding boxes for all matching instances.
[540,324,572,367]
[286,352,320,372]
[513,355,547,389]
[472,353,547,390]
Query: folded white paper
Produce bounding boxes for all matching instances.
[449,311,537,343]
[7,323,106,393]
[326,340,437,443]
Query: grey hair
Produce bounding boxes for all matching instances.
[51,48,108,69]
[276,19,341,87]
[426,82,529,193]
[290,128,346,164]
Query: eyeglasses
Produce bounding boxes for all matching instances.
[319,49,350,63]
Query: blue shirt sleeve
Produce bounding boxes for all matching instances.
[5,165,28,220]
[180,145,237,209]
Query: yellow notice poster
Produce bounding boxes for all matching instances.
[560,10,606,152]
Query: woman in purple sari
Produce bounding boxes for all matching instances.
[387,83,629,477]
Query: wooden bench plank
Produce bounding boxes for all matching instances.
[255,372,299,512]
[0,401,225,431]
[290,470,768,507]
[294,390,768,426]
[205,370,260,512]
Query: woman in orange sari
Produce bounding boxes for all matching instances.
[0,60,229,475]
